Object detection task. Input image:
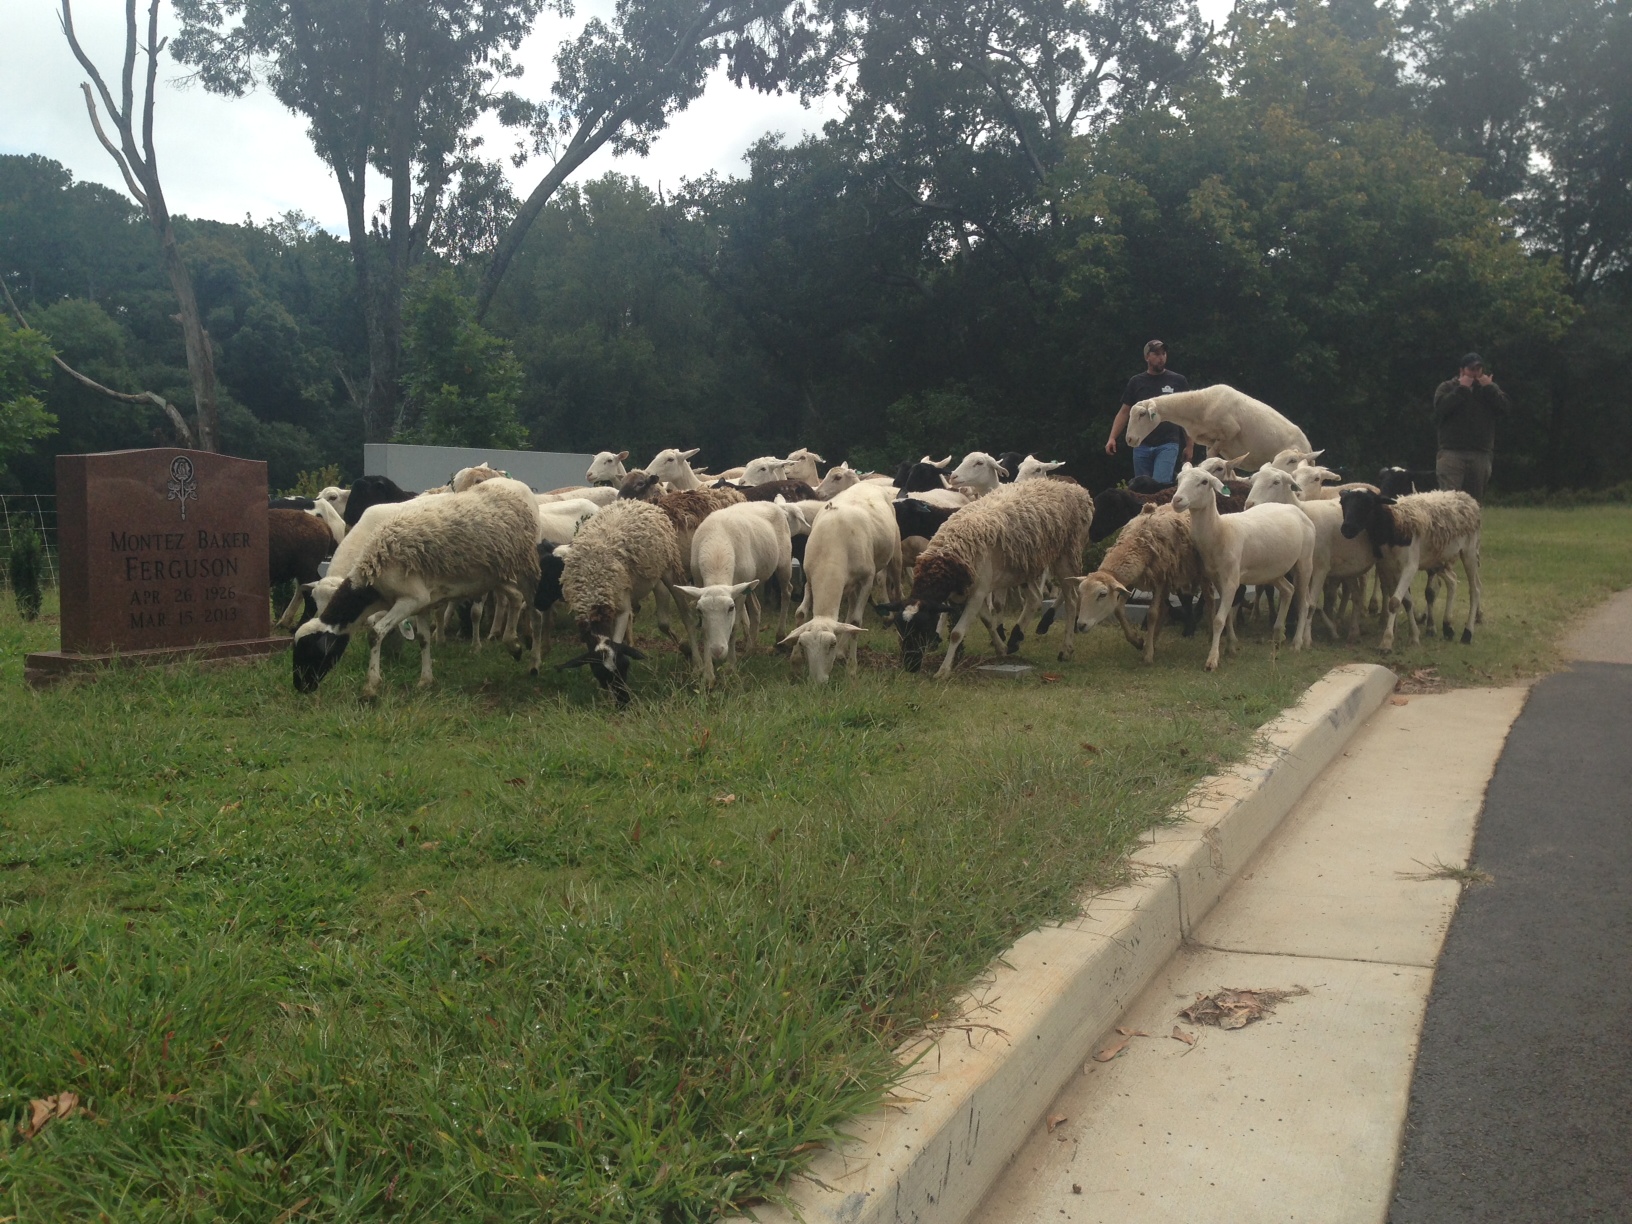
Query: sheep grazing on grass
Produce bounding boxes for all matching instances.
[677,501,799,684]
[1170,464,1315,670]
[884,479,1094,677]
[1245,464,1375,641]
[779,497,899,683]
[557,636,645,706]
[587,450,630,486]
[1125,385,1312,472]
[1339,489,1482,649]
[292,478,541,698]
[1073,504,1211,664]
[560,501,695,698]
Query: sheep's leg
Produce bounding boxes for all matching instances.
[664,580,700,663]
[1206,579,1240,671]
[492,584,530,660]
[276,586,309,631]
[936,596,985,678]
[774,559,792,640]
[414,614,435,686]
[362,596,430,699]
[1006,584,1045,655]
[983,599,1008,653]
[742,591,761,657]
[528,608,547,676]
[1292,556,1314,649]
[1268,576,1295,644]
[1052,565,1079,662]
[1460,538,1482,644]
[1115,601,1147,651]
[612,597,633,645]
[1381,557,1419,651]
[1142,583,1167,665]
[1437,565,1460,640]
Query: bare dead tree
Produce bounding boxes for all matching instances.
[2,277,195,447]
[59,0,219,451]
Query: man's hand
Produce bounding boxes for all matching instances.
[1458,370,1476,388]
[1476,372,1494,387]
[1104,437,1118,456]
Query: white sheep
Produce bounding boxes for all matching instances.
[291,477,541,698]
[779,497,899,683]
[306,495,346,546]
[1125,385,1313,472]
[1245,464,1375,641]
[949,451,1008,497]
[1170,464,1315,670]
[539,486,620,507]
[645,447,708,491]
[586,450,629,485]
[783,448,825,484]
[741,456,797,485]
[1338,489,1482,649]
[317,485,349,516]
[676,501,799,684]
[1072,504,1211,664]
[814,462,861,499]
[1015,455,1067,481]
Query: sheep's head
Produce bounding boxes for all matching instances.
[291,578,382,692]
[879,554,968,673]
[1125,399,1163,446]
[618,470,664,501]
[676,581,757,664]
[558,633,645,705]
[1073,574,1131,633]
[646,447,700,483]
[1245,464,1299,508]
[783,449,825,483]
[1271,447,1323,472]
[742,456,795,486]
[1170,464,1224,513]
[778,618,865,684]
[586,450,629,485]
[1016,455,1066,481]
[451,463,505,492]
[1339,488,1399,543]
[949,451,1005,494]
[814,463,859,499]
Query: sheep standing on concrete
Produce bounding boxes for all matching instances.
[1339,489,1482,649]
[1072,504,1211,663]
[292,477,541,698]
[677,501,798,684]
[1170,464,1315,670]
[1126,386,1312,473]
[887,480,1094,676]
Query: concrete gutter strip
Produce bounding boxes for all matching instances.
[744,662,1398,1224]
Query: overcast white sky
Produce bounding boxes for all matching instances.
[3,0,1227,233]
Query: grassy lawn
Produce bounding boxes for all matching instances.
[1,506,1628,1222]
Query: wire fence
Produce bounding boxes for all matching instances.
[0,495,59,589]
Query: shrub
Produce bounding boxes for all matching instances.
[8,517,44,620]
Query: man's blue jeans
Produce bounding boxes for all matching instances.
[1132,442,1181,485]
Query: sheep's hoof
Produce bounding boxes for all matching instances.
[1203,659,1219,672]
[1057,648,1072,662]
[1461,628,1473,644]
[529,666,540,677]
[1442,623,1454,640]
[1005,625,1025,654]
[360,688,380,703]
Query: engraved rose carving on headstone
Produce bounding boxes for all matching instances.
[166,455,198,521]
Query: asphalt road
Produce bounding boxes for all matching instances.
[1388,660,1632,1221]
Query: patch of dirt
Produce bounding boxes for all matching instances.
[1395,667,1446,695]
[1179,986,1308,1030]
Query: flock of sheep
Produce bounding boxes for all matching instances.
[266,383,1485,703]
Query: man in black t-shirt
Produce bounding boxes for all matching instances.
[1106,340,1191,485]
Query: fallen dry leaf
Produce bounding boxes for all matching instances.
[1040,672,1063,683]
[409,888,430,899]
[1092,1038,1129,1062]
[218,801,242,814]
[21,1092,79,1140]
[714,793,738,805]
[1072,1184,1083,1195]
[503,777,526,787]
[1080,742,1100,753]
[629,819,643,845]
[1171,1026,1197,1046]
[1046,1113,1068,1133]
[1115,1027,1151,1038]
[1388,696,1410,706]
[419,840,440,850]
[1180,987,1308,1030]
[271,1198,313,1224]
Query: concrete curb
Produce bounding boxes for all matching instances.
[745,663,1398,1224]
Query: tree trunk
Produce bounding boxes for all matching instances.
[152,213,219,451]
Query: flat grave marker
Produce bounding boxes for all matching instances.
[25,448,286,686]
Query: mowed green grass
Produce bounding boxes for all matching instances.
[0,506,1627,1222]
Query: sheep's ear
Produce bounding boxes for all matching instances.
[835,623,866,637]
[730,580,759,597]
[997,464,1011,479]
[616,450,629,460]
[556,651,596,670]
[809,451,824,462]
[1180,462,1194,473]
[776,624,807,651]
[932,455,952,468]
[297,582,316,595]
[674,584,705,599]
[681,447,700,460]
[1109,577,1132,597]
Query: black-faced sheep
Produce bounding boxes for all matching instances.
[1339,488,1482,649]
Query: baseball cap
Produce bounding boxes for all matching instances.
[1459,352,1484,369]
[1143,339,1167,355]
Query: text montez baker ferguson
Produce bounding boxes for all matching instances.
[113,529,251,581]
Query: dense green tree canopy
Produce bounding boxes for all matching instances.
[2,0,1627,493]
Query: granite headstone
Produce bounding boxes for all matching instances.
[25,449,286,686]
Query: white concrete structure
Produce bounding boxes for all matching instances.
[363,443,597,495]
